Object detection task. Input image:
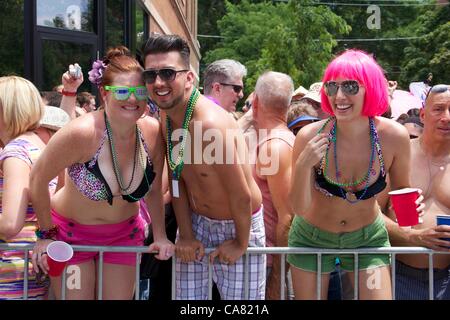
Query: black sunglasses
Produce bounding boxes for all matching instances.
[220,83,243,94]
[424,84,449,105]
[143,68,189,84]
[324,80,361,96]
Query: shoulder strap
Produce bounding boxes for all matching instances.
[88,129,108,168]
[137,126,152,166]
[258,130,295,149]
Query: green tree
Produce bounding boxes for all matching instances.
[203,0,350,92]
[400,4,450,85]
[0,0,24,77]
[328,0,423,84]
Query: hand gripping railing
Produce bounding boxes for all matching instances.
[1,244,448,300]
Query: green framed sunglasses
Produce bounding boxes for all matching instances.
[104,85,148,101]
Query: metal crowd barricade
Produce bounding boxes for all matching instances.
[1,243,449,300]
[0,243,149,300]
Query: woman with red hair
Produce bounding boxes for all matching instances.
[287,50,423,300]
[30,47,174,300]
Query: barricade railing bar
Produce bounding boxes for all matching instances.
[1,244,448,300]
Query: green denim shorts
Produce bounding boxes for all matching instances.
[287,214,391,273]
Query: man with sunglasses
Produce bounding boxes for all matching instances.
[142,34,265,300]
[203,59,246,113]
[384,84,450,300]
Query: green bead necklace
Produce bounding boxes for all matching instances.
[105,111,139,193]
[166,87,200,180]
[322,118,374,188]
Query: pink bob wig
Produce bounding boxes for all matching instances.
[320,49,389,117]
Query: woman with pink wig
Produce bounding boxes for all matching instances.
[287,50,423,300]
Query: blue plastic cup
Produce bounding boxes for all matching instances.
[436,215,450,244]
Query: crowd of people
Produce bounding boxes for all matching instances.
[0,33,449,301]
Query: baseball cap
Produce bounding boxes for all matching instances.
[288,114,320,129]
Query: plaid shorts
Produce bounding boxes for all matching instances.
[175,207,266,300]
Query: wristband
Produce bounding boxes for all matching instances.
[35,225,58,240]
[62,89,77,97]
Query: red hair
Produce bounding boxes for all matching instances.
[101,46,143,87]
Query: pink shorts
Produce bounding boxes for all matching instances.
[51,209,145,266]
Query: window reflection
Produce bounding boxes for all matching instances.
[135,5,146,50]
[0,1,24,76]
[42,40,93,92]
[37,0,94,32]
[106,0,125,49]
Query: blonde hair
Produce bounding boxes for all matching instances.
[0,76,44,139]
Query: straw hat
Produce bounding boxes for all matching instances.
[292,85,308,99]
[301,82,323,104]
[40,106,70,131]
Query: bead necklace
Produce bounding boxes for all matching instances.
[166,87,200,180]
[317,117,334,135]
[104,112,139,193]
[318,117,384,204]
[125,131,151,201]
[334,118,376,203]
[323,118,375,188]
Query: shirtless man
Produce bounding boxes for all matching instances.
[384,84,450,300]
[251,71,295,299]
[142,34,265,300]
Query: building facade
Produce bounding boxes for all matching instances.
[0,0,199,92]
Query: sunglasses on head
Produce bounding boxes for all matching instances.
[142,68,189,84]
[104,86,148,101]
[324,80,361,96]
[424,84,449,104]
[220,83,243,94]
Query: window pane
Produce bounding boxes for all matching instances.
[0,1,24,76]
[42,40,93,92]
[135,5,146,50]
[106,0,125,49]
[37,0,94,32]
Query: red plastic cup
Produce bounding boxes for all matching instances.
[388,188,420,227]
[46,241,73,277]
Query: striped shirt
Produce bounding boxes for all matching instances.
[0,139,57,300]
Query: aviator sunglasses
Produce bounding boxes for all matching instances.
[220,83,244,94]
[104,86,148,101]
[324,80,361,96]
[143,68,189,84]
